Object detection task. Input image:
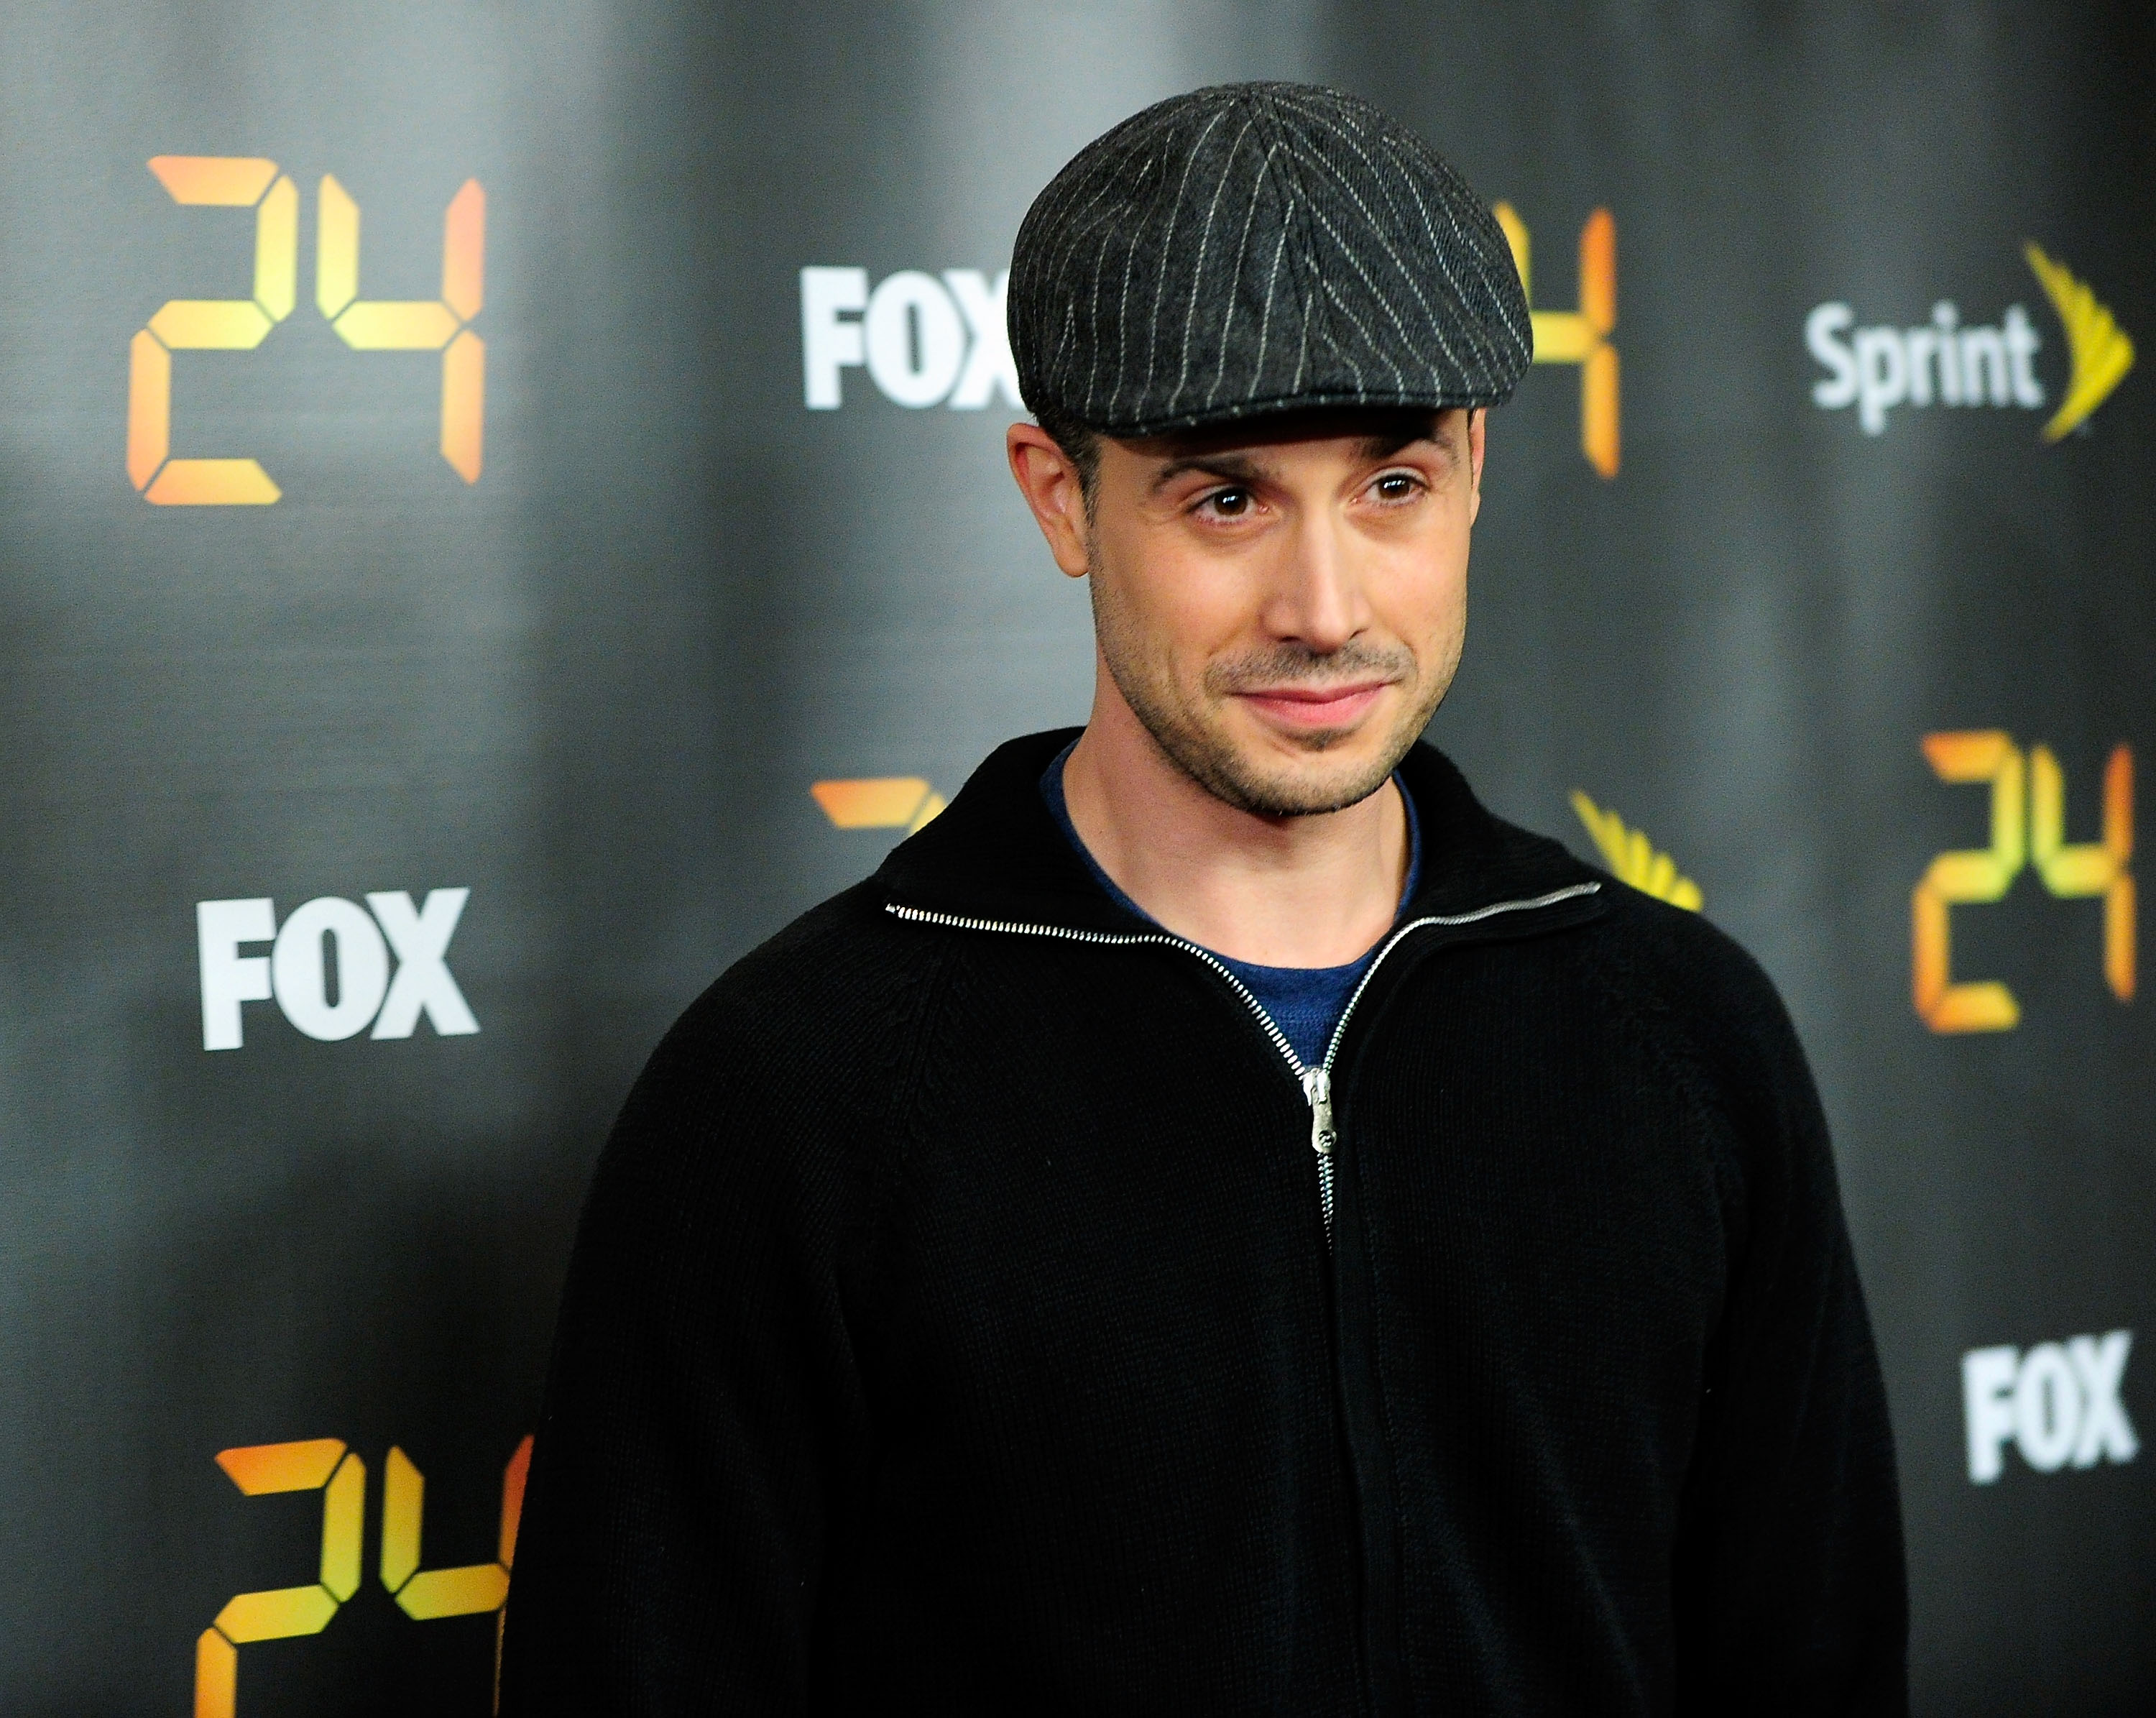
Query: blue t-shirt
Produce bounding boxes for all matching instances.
[1041,743,1422,1068]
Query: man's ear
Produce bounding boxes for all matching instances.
[1465,408,1486,525]
[1007,423,1093,580]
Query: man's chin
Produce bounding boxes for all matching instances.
[1115,669,1432,819]
[1193,727,1404,819]
[1239,766,1398,819]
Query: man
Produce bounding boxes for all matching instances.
[501,83,1907,1714]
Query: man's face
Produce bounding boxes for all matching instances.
[1076,408,1483,818]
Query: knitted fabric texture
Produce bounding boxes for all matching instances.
[500,732,1909,1716]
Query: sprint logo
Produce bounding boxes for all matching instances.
[1571,791,1701,911]
[1806,242,2133,438]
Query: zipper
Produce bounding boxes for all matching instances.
[886,881,1598,1246]
[1302,1065,1337,1239]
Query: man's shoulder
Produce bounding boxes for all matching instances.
[1577,863,1776,998]
[1442,771,1804,1081]
[1547,851,1818,1128]
[1391,745,1795,1062]
[659,876,937,1067]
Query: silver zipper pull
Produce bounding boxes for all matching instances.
[1302,1066,1335,1157]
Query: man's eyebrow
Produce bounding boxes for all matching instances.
[1358,431,1451,463]
[1147,430,1455,494]
[1147,451,1271,494]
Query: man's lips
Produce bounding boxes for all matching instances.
[1233,681,1391,730]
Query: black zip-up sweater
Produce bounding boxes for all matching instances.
[500,730,1908,1716]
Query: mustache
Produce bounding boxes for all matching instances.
[1203,639,1416,696]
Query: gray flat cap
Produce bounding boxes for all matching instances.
[1009,83,1531,438]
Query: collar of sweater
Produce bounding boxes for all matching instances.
[877,727,1607,944]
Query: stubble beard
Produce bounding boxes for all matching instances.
[1089,570,1457,819]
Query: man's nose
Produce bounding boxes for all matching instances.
[1263,510,1367,653]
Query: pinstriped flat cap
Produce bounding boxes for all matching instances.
[1009,83,1531,438]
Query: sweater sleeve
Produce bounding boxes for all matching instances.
[1666,925,1909,1716]
[497,987,875,1714]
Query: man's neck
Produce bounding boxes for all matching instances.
[1060,689,1410,969]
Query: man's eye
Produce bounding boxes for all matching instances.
[1371,473,1422,502]
[1201,487,1253,517]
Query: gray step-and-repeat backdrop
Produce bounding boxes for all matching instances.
[1,3,2148,1711]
